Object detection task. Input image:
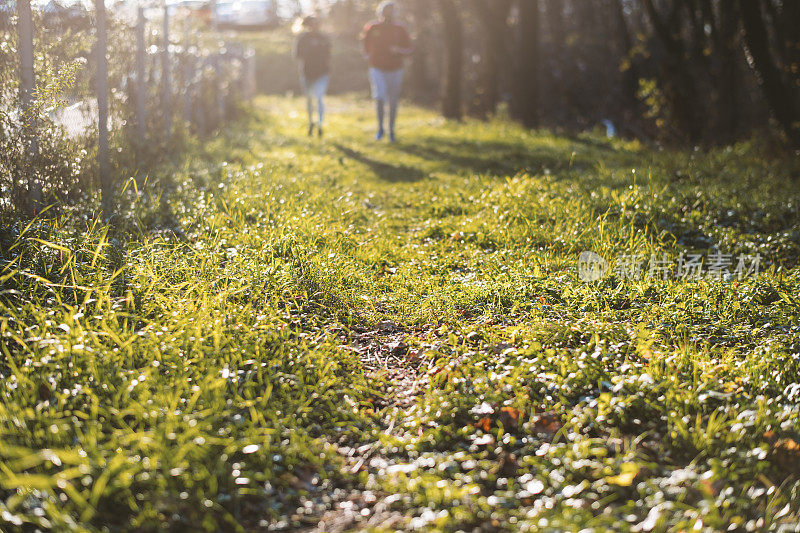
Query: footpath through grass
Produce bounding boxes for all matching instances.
[1,96,800,531]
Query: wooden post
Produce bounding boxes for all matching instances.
[96,0,112,217]
[196,44,205,134]
[245,47,256,104]
[17,0,41,215]
[183,19,192,125]
[162,1,172,138]
[136,6,146,150]
[218,44,226,124]
[209,0,224,126]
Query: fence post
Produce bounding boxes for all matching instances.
[218,43,226,125]
[17,0,41,215]
[209,0,224,127]
[136,6,146,152]
[162,1,171,139]
[245,47,256,104]
[96,0,112,218]
[183,19,192,125]
[196,44,205,134]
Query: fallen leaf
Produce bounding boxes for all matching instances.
[529,412,562,435]
[606,462,640,487]
[497,453,518,477]
[385,340,408,356]
[499,406,524,428]
[474,417,492,432]
[771,438,800,474]
[38,382,52,401]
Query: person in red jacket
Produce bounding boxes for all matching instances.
[361,1,413,142]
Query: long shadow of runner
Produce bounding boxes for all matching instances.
[394,136,641,178]
[394,142,523,176]
[333,143,427,183]
[395,139,595,177]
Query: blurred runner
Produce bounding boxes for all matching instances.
[294,15,331,137]
[361,1,413,142]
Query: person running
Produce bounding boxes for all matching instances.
[361,1,413,142]
[294,15,331,137]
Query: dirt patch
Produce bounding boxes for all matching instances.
[265,322,429,531]
[343,320,434,411]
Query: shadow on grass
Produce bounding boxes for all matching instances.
[333,143,427,182]
[394,135,639,178]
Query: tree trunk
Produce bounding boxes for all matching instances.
[512,0,540,128]
[739,0,800,146]
[408,0,432,104]
[542,0,564,124]
[439,0,463,120]
[470,0,511,118]
[713,1,740,142]
[641,0,705,143]
[613,0,638,109]
[544,0,563,62]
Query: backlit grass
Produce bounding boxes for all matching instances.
[1,96,799,531]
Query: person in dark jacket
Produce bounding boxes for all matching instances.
[294,16,331,137]
[361,1,413,142]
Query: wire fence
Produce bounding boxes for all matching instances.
[1,0,256,218]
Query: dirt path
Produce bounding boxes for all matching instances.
[292,321,435,532]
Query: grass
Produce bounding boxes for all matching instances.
[1,95,800,531]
